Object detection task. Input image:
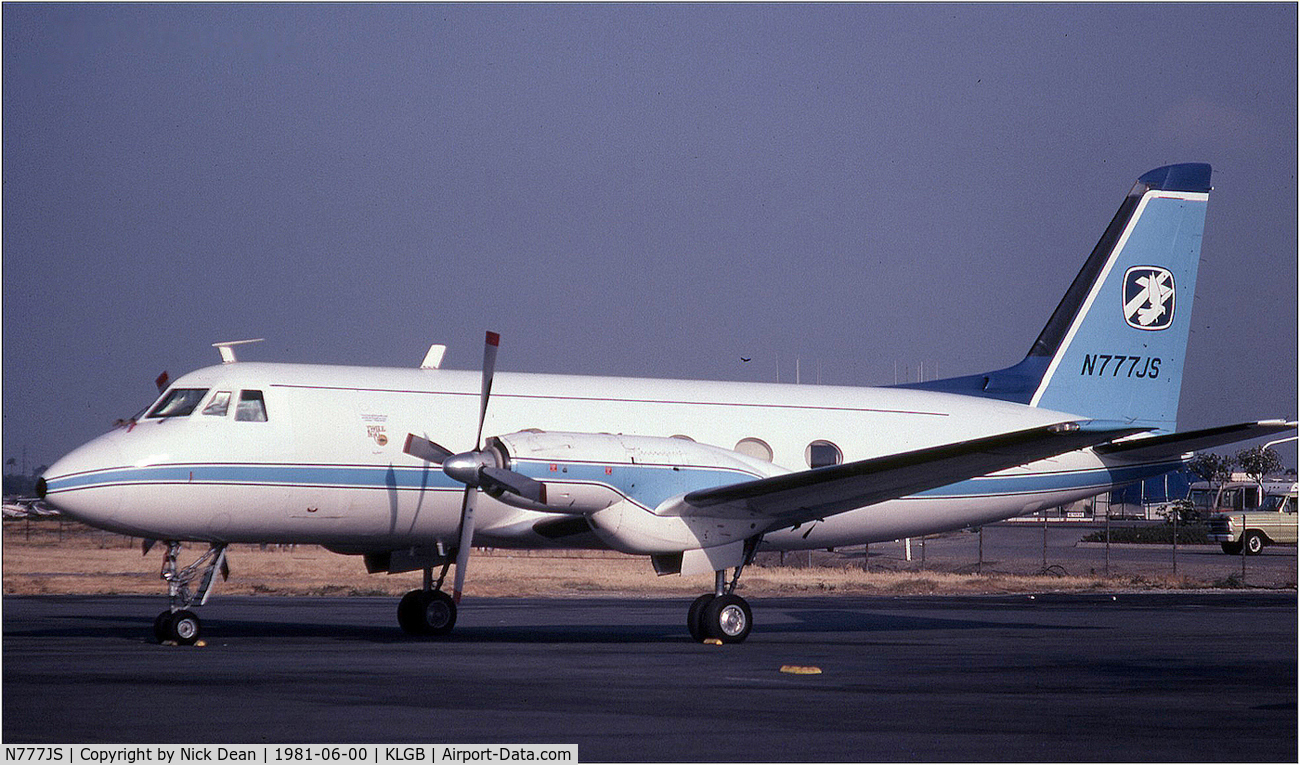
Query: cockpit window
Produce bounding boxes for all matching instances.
[235,390,268,422]
[202,391,231,417]
[146,388,210,419]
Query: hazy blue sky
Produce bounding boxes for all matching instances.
[4,3,1296,471]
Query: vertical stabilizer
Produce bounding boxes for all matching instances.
[902,163,1211,432]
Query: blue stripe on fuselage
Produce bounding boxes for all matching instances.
[43,458,1183,510]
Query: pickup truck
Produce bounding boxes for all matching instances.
[1207,489,1298,554]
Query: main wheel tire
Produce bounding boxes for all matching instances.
[1243,531,1265,556]
[421,590,457,636]
[687,594,715,642]
[397,590,425,635]
[153,611,175,643]
[1221,541,1244,555]
[168,610,202,646]
[703,593,752,644]
[397,590,458,636]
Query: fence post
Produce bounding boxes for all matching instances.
[1241,513,1247,585]
[1172,505,1178,577]
[1041,512,1048,569]
[1104,510,1111,576]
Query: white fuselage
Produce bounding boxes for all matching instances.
[43,362,1179,555]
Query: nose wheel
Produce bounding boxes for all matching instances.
[153,609,202,646]
[151,542,227,645]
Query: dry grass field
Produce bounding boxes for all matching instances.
[2,519,1215,599]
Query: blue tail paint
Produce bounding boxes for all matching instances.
[903,163,1211,432]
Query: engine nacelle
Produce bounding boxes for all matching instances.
[486,430,783,535]
[586,498,768,556]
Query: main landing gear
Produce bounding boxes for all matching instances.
[687,539,758,644]
[152,542,228,645]
[397,561,457,636]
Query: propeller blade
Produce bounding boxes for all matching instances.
[404,433,454,465]
[155,371,170,393]
[480,466,547,504]
[452,485,478,604]
[447,330,501,604]
[474,331,500,449]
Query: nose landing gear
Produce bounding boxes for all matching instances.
[152,542,228,645]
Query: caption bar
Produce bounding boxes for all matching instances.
[2,747,578,765]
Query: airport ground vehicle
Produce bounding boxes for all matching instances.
[1186,476,1297,515]
[1206,484,1299,554]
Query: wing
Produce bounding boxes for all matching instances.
[1095,420,1296,462]
[673,423,1143,528]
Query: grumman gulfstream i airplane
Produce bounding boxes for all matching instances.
[39,163,1294,645]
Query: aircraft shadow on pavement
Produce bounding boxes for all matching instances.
[768,607,1089,635]
[5,608,1092,645]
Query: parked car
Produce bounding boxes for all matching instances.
[1206,487,1298,554]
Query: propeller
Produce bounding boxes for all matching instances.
[402,331,546,603]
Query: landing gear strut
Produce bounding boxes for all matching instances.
[153,542,227,645]
[687,538,758,644]
[397,560,457,636]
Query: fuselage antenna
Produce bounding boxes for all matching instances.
[212,338,266,364]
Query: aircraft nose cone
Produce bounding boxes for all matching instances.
[41,436,125,527]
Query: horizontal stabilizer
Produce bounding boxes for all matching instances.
[1096,420,1297,462]
[680,422,1143,528]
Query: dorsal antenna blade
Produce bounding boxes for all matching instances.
[212,338,266,364]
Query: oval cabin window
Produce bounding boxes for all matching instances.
[735,437,774,462]
[806,440,843,468]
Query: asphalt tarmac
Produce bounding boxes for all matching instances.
[3,593,1295,761]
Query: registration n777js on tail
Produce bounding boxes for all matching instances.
[39,163,1294,644]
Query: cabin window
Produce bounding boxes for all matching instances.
[236,390,268,422]
[1217,487,1261,511]
[202,391,231,417]
[146,388,210,419]
[806,440,843,468]
[735,437,773,462]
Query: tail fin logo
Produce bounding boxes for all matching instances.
[1122,266,1175,330]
